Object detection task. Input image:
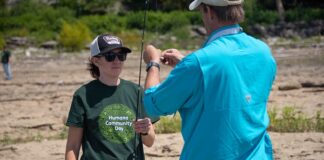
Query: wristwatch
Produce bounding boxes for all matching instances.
[146,61,160,72]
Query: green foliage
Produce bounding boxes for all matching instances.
[10,0,41,16]
[33,132,44,142]
[253,10,279,24]
[0,33,5,49]
[0,0,75,42]
[159,26,201,50]
[58,0,117,15]
[171,26,190,40]
[186,12,203,25]
[57,0,80,9]
[167,11,191,29]
[6,28,29,37]
[0,133,14,145]
[1,0,323,51]
[58,21,92,51]
[155,113,181,134]
[243,0,258,21]
[0,1,8,17]
[123,0,189,11]
[285,8,324,22]
[80,15,126,35]
[83,0,117,14]
[124,11,145,30]
[154,105,324,134]
[31,30,57,45]
[154,0,189,11]
[244,0,279,25]
[126,11,192,33]
[116,30,142,51]
[0,0,5,7]
[315,111,324,131]
[268,106,324,132]
[0,127,69,145]
[58,126,68,139]
[243,1,323,25]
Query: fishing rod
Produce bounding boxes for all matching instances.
[134,0,150,159]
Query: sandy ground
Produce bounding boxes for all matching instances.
[0,44,323,159]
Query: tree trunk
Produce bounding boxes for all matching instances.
[276,0,285,22]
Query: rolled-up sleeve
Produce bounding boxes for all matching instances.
[144,54,201,116]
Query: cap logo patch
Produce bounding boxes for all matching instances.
[103,36,120,45]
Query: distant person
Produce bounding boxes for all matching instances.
[65,34,158,160]
[143,0,276,159]
[1,45,12,80]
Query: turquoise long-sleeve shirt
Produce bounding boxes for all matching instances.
[144,25,276,160]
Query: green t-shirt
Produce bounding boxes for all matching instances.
[1,50,11,64]
[66,79,158,160]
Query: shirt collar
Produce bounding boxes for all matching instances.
[203,24,243,47]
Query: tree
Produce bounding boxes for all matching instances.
[0,33,5,49]
[276,0,285,22]
[0,0,5,8]
[123,0,189,11]
[58,21,92,51]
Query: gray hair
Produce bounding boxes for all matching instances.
[203,4,245,23]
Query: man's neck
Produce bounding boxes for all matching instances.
[207,21,237,35]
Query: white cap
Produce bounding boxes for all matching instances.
[189,0,243,10]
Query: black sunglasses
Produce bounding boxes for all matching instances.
[100,52,127,62]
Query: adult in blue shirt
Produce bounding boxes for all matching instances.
[143,0,277,159]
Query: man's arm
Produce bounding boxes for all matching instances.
[144,65,160,89]
[143,45,196,116]
[143,45,162,89]
[143,45,184,89]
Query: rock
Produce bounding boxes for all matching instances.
[278,81,302,91]
[304,138,316,142]
[41,41,58,49]
[170,36,177,41]
[191,26,206,36]
[301,81,324,88]
[248,20,324,38]
[7,36,28,46]
[25,50,31,57]
[250,24,267,37]
[56,80,64,85]
[281,29,296,38]
[161,145,172,153]
[304,26,322,37]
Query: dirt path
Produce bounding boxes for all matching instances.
[0,46,323,159]
[1,132,323,160]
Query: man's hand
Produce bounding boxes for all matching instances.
[161,49,184,68]
[144,45,161,64]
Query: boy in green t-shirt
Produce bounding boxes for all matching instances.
[1,45,12,80]
[65,34,159,160]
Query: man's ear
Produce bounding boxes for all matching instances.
[206,5,216,20]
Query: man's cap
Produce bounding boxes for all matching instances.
[189,0,243,10]
[90,34,131,57]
